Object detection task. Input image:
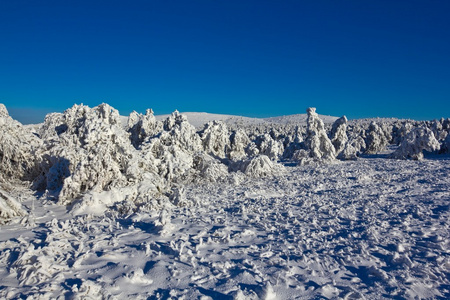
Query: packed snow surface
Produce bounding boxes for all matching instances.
[0,103,449,299]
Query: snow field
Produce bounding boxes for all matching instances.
[0,103,449,298]
[0,157,449,299]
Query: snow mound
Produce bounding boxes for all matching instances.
[0,189,26,223]
[239,155,284,177]
[391,127,440,160]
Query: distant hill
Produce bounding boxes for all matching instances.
[154,112,338,128]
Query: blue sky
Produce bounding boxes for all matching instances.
[1,0,449,123]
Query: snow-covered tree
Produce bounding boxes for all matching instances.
[0,188,26,224]
[282,126,304,159]
[238,155,284,177]
[0,104,41,183]
[338,136,366,160]
[440,133,450,153]
[330,116,348,156]
[365,121,390,154]
[0,104,41,222]
[254,133,284,161]
[35,104,141,205]
[127,109,162,148]
[391,127,440,160]
[198,121,230,158]
[304,107,336,160]
[227,129,251,161]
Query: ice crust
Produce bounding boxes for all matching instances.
[0,103,449,298]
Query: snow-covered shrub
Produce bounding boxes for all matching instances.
[245,142,260,157]
[254,133,284,161]
[440,133,450,153]
[127,109,162,148]
[192,153,229,183]
[330,116,348,156]
[35,104,139,205]
[0,104,41,183]
[430,119,448,141]
[0,188,26,224]
[198,121,230,158]
[337,136,366,160]
[137,110,205,184]
[227,129,251,160]
[282,126,304,159]
[365,121,390,154]
[238,155,284,177]
[392,122,414,145]
[304,107,336,160]
[391,127,440,160]
[158,110,203,153]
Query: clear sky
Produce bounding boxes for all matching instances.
[1,0,449,124]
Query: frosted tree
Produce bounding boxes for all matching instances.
[127,109,162,148]
[338,136,366,160]
[391,127,440,160]
[330,116,348,156]
[254,133,284,161]
[227,129,251,161]
[282,125,304,159]
[440,133,450,153]
[238,155,284,177]
[35,104,142,205]
[0,104,41,183]
[0,188,26,224]
[198,121,230,158]
[139,110,204,183]
[365,121,390,154]
[0,104,41,222]
[192,153,229,183]
[392,122,414,145]
[304,107,336,160]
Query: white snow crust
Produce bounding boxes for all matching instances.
[0,103,449,299]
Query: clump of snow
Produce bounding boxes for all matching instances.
[391,127,441,160]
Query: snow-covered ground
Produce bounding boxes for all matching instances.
[0,103,449,299]
[1,156,449,299]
